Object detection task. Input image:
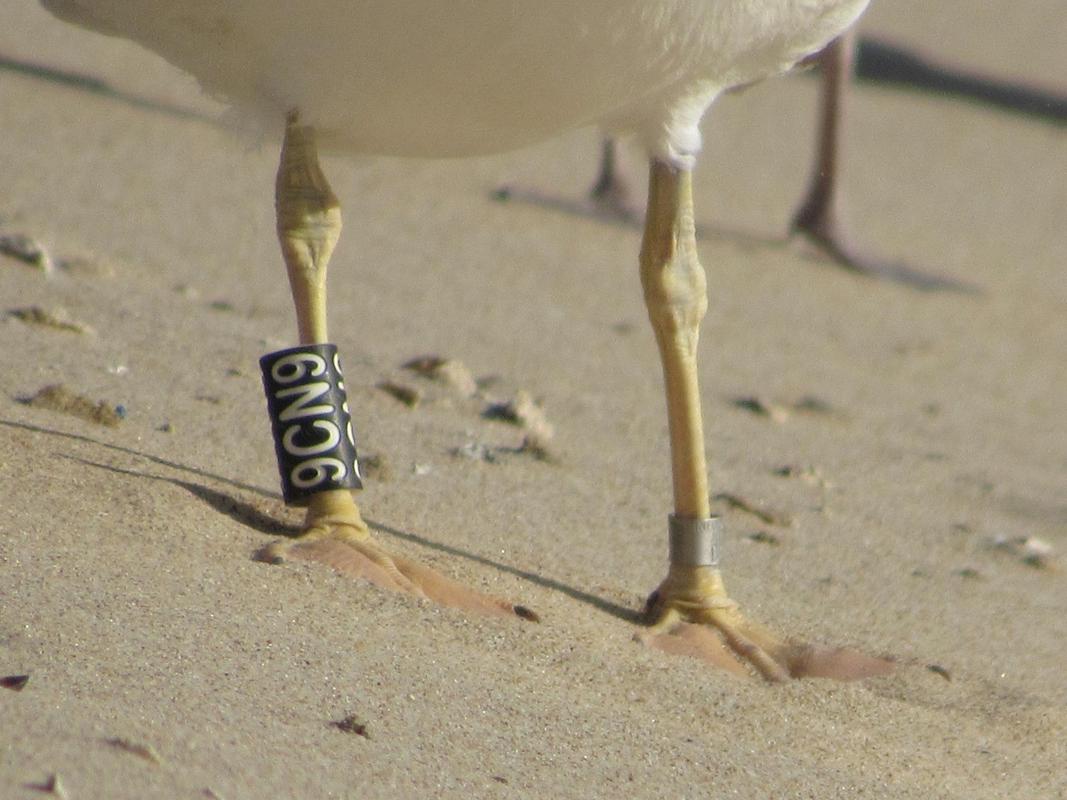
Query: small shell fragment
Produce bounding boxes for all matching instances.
[926,664,952,681]
[452,441,497,463]
[35,773,67,798]
[0,233,54,272]
[377,380,421,407]
[332,715,371,738]
[791,395,837,416]
[747,531,781,546]
[732,396,789,423]
[20,384,122,427]
[991,535,1056,570]
[0,674,29,691]
[483,390,555,451]
[514,605,541,622]
[713,492,793,527]
[773,464,832,488]
[9,306,91,334]
[104,737,163,764]
[402,355,478,397]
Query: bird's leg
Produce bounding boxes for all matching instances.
[792,32,972,291]
[588,137,641,223]
[637,161,894,681]
[258,113,528,619]
[258,111,422,594]
[790,29,891,274]
[790,33,850,248]
[638,161,798,682]
[258,112,532,615]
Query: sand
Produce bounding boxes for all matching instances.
[2,1,1065,797]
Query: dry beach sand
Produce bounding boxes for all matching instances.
[2,1,1066,797]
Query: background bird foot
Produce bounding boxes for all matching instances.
[790,212,978,292]
[491,137,644,227]
[790,211,904,277]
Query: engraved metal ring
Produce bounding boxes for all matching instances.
[668,514,723,566]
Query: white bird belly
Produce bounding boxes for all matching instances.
[42,0,869,162]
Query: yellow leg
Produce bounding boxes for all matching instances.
[638,161,894,682]
[639,162,710,519]
[638,161,794,682]
[260,112,531,620]
[259,111,422,594]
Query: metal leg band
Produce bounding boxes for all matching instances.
[668,514,723,567]
[260,344,363,505]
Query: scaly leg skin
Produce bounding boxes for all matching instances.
[259,112,532,621]
[636,160,892,681]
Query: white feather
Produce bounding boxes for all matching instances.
[41,0,868,166]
